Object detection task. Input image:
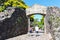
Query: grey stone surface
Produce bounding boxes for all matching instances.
[26,4,47,16]
[6,33,50,40]
[0,7,15,21]
[46,7,60,40]
[0,7,28,40]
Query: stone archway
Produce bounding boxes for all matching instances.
[26,4,47,34]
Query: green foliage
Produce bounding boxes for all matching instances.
[0,0,8,5]
[4,0,28,8]
[0,0,28,12]
[30,15,34,22]
[38,16,44,29]
[40,16,44,25]
[0,6,5,12]
[31,16,44,30]
[32,18,38,26]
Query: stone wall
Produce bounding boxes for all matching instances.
[0,7,28,40]
[45,7,60,40]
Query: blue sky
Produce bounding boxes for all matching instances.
[34,14,43,21]
[23,0,60,21]
[24,0,60,7]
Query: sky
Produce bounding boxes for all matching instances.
[24,0,60,7]
[23,0,60,21]
[34,14,43,21]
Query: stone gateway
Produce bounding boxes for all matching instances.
[26,4,60,40]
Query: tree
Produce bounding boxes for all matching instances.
[0,0,8,5]
[31,18,38,27]
[38,16,44,29]
[30,15,44,30]
[40,16,44,25]
[30,15,34,22]
[0,0,29,12]
[4,0,28,8]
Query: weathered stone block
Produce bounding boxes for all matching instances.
[0,7,28,40]
[45,7,60,40]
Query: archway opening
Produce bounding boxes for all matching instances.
[28,13,45,34]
